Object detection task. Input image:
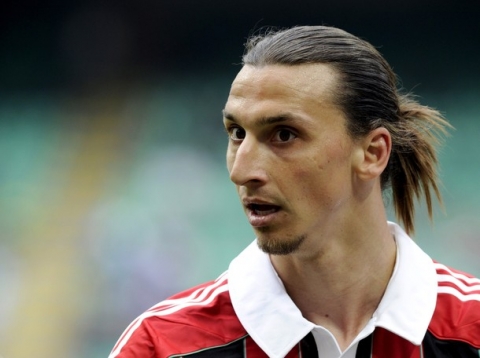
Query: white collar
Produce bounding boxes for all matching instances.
[228,222,437,358]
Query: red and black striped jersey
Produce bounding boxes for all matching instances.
[109,223,480,357]
[109,264,480,358]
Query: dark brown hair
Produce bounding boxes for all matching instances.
[242,25,451,234]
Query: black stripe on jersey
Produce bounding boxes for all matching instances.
[423,331,480,358]
[170,335,247,358]
[300,332,318,357]
[355,333,373,358]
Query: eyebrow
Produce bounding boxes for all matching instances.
[222,110,300,128]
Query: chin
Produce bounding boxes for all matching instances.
[256,234,306,256]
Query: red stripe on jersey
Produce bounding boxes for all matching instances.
[245,336,269,357]
[372,328,421,358]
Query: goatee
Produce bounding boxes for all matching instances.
[257,235,306,255]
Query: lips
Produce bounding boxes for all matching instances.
[243,199,281,227]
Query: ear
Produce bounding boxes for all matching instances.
[353,127,392,181]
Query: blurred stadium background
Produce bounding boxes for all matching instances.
[1,1,479,357]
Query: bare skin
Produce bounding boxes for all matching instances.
[223,64,397,351]
[271,200,396,350]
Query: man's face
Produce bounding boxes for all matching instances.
[223,64,361,255]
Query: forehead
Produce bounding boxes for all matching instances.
[225,63,340,117]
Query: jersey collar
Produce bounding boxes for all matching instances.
[228,222,437,357]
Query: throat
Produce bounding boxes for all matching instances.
[272,234,397,352]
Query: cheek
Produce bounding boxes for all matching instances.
[292,143,352,193]
[289,161,325,200]
[321,137,353,169]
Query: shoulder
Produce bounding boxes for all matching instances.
[429,262,480,348]
[109,272,247,358]
[144,272,237,326]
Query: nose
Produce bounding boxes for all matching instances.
[228,137,268,187]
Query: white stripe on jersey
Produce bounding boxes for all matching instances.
[434,263,480,301]
[437,286,480,302]
[147,271,228,312]
[437,274,480,293]
[109,273,229,358]
[434,263,480,285]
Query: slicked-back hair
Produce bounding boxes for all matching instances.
[242,26,451,234]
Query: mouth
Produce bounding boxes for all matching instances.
[244,200,281,227]
[246,203,280,216]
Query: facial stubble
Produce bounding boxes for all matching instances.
[256,228,307,255]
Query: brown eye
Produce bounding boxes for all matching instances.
[231,127,246,140]
[274,129,296,142]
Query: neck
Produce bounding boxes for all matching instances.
[270,219,396,351]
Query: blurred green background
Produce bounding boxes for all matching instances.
[1,1,479,357]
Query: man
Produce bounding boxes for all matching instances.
[109,26,480,357]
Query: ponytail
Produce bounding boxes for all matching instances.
[383,95,452,234]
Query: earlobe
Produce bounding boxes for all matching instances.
[354,128,392,181]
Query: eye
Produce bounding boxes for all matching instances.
[273,128,296,142]
[229,126,246,141]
